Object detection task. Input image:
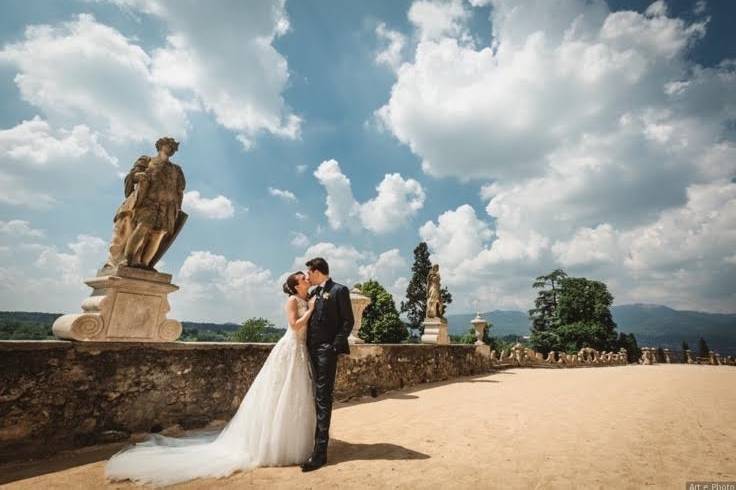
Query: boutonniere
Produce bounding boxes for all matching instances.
[322,292,331,300]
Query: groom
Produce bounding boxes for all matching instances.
[301,257,354,472]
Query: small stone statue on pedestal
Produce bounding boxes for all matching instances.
[53,137,187,342]
[421,264,449,344]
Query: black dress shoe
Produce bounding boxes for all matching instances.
[300,454,327,472]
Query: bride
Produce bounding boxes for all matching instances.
[105,271,317,486]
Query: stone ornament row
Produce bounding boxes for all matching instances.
[488,344,628,367]
[639,347,736,366]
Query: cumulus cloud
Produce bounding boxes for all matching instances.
[110,0,300,149]
[0,233,108,313]
[0,14,187,143]
[314,159,426,234]
[174,250,282,323]
[408,0,470,41]
[0,116,118,208]
[0,2,299,150]
[0,220,45,238]
[268,187,298,202]
[183,191,235,219]
[290,232,310,248]
[379,0,736,313]
[292,242,409,299]
[375,22,406,72]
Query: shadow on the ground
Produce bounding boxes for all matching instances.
[0,443,126,485]
[326,439,430,466]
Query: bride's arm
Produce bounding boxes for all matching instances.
[286,297,315,331]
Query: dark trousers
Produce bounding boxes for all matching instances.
[308,342,338,455]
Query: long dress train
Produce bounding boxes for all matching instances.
[105,297,316,487]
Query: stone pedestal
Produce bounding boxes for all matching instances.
[53,266,182,342]
[348,287,371,344]
[421,317,449,345]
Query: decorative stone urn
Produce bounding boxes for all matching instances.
[470,312,487,346]
[348,287,371,344]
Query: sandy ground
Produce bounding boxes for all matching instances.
[3,364,735,490]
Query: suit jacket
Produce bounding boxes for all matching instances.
[307,278,354,355]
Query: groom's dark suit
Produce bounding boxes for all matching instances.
[307,278,354,459]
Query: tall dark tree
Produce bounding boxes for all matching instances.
[681,340,690,363]
[358,280,409,343]
[528,269,567,333]
[698,337,710,358]
[401,242,452,334]
[556,276,618,347]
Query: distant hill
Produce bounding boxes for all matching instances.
[447,304,736,355]
[3,304,735,354]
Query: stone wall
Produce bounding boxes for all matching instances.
[0,341,496,463]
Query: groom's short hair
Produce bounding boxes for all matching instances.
[306,257,329,275]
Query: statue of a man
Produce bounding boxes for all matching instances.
[102,137,186,272]
[426,264,445,319]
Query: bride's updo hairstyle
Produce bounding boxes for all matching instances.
[282,271,304,296]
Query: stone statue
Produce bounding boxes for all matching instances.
[103,137,187,272]
[53,137,186,343]
[426,264,445,319]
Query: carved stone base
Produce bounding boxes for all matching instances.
[52,266,182,342]
[421,317,449,345]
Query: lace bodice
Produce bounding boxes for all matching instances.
[291,296,309,342]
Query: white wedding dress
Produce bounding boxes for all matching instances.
[105,296,316,487]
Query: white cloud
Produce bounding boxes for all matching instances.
[182,191,235,219]
[174,250,282,323]
[408,0,470,41]
[268,187,298,202]
[0,116,119,208]
[295,212,308,221]
[419,204,492,271]
[314,159,425,234]
[296,164,308,174]
[119,0,300,149]
[374,0,736,313]
[357,248,409,299]
[0,220,44,238]
[0,14,187,143]
[0,233,108,313]
[375,22,406,72]
[290,232,310,248]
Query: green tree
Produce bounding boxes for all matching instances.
[698,337,710,358]
[529,269,620,355]
[358,280,409,343]
[231,317,275,342]
[401,242,452,334]
[528,269,567,333]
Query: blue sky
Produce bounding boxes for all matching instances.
[0,0,734,324]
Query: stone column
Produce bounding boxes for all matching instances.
[348,287,371,344]
[709,350,717,365]
[664,348,672,363]
[685,349,694,364]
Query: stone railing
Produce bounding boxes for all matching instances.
[0,340,495,463]
[0,339,640,464]
[491,343,629,367]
